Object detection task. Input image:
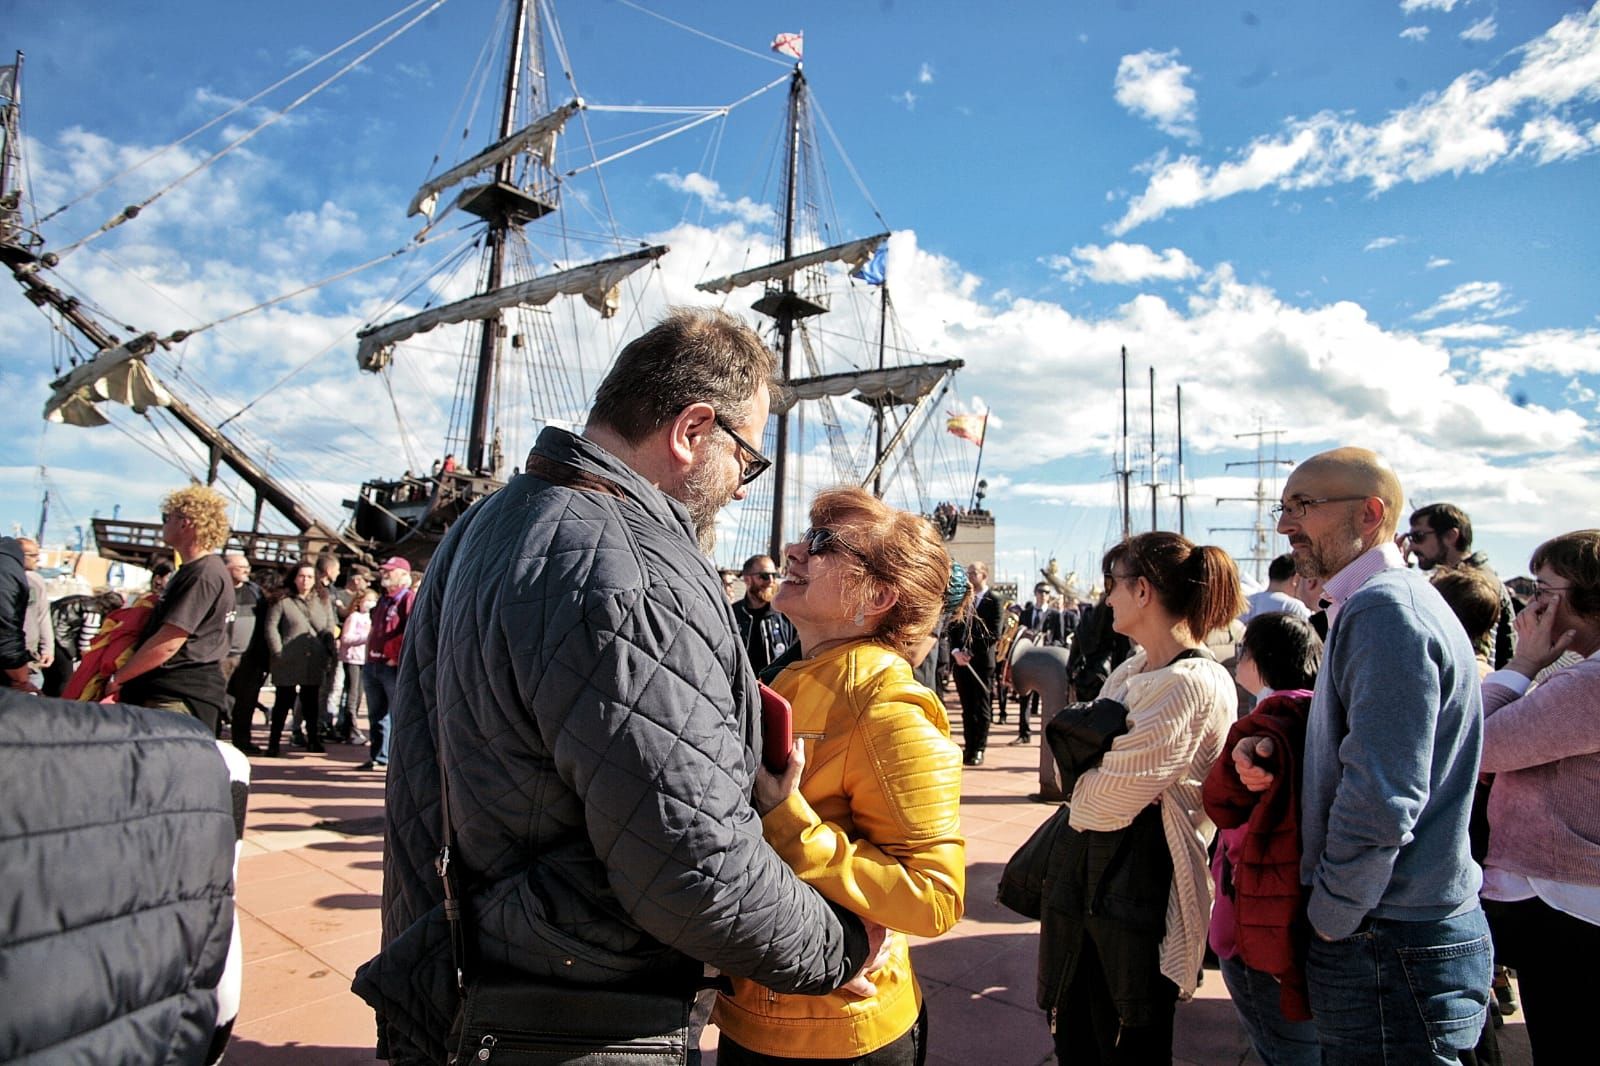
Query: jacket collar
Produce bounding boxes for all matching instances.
[529,426,699,546]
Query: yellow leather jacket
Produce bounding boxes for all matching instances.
[713,639,966,1058]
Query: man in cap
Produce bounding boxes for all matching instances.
[358,556,413,771]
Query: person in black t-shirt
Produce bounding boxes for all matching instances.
[106,486,233,731]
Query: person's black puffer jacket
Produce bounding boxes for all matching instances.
[354,427,866,1064]
[0,690,240,1063]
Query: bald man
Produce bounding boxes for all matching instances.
[1234,447,1489,1063]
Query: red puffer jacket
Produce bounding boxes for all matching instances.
[1201,690,1313,1021]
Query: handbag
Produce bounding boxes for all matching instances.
[997,805,1073,920]
[435,743,692,1065]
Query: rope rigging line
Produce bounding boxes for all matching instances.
[50,0,454,264]
[165,229,467,344]
[541,0,624,247]
[38,0,449,227]
[809,96,889,232]
[421,0,509,188]
[379,367,425,475]
[613,0,792,68]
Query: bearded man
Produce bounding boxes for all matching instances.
[355,308,877,1064]
[732,553,796,675]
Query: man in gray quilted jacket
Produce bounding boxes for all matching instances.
[355,308,877,1063]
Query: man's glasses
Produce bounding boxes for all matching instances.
[1406,530,1435,543]
[1269,495,1370,520]
[800,526,873,569]
[744,571,781,582]
[714,416,772,486]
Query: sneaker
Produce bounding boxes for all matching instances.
[1493,968,1517,1016]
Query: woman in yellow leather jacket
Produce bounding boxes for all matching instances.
[713,486,968,1065]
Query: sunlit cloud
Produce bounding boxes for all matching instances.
[1114,49,1199,142]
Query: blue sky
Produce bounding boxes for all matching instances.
[3,0,1598,589]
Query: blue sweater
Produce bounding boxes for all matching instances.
[1300,567,1483,939]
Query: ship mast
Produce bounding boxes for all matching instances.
[767,67,806,560]
[466,0,532,477]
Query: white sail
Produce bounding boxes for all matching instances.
[771,359,961,416]
[356,245,668,371]
[43,333,171,426]
[696,233,887,295]
[407,99,584,219]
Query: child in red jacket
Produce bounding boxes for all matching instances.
[1203,612,1322,1066]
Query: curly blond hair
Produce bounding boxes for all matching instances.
[161,484,231,553]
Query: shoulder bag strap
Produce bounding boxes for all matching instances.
[437,733,472,995]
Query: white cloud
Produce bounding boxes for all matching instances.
[1401,26,1432,43]
[653,171,774,225]
[1416,280,1515,320]
[1364,235,1402,251]
[1114,49,1200,142]
[1426,255,1453,269]
[918,62,935,85]
[1113,7,1600,233]
[1460,17,1498,43]
[1402,0,1459,13]
[892,90,917,111]
[1046,242,1201,285]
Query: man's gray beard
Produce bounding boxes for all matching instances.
[677,440,739,555]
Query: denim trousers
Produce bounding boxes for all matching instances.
[1305,907,1491,1065]
[1217,954,1320,1066]
[363,661,399,765]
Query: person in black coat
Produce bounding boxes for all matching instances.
[947,561,1002,765]
[0,537,38,693]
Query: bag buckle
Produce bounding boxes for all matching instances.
[436,843,451,881]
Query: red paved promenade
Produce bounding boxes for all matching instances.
[225,714,1531,1065]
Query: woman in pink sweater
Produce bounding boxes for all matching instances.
[1479,529,1600,1064]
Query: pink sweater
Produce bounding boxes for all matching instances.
[1481,653,1600,887]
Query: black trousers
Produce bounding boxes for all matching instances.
[1051,936,1177,1065]
[268,683,321,753]
[955,664,992,755]
[1486,894,1600,1064]
[717,1005,927,1066]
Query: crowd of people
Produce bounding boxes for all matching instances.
[1,307,1594,1066]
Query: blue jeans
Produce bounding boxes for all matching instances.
[1305,907,1490,1065]
[363,661,398,765]
[1218,954,1320,1066]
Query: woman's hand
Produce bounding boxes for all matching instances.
[838,920,894,998]
[753,737,805,816]
[1505,600,1576,679]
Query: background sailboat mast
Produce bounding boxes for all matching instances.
[872,285,889,497]
[465,0,531,475]
[767,66,805,560]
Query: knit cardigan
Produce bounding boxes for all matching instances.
[1069,648,1236,997]
[1480,652,1600,888]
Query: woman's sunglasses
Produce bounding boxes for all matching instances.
[800,526,872,568]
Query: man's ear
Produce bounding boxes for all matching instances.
[666,402,717,469]
[1444,527,1463,553]
[1361,497,1387,539]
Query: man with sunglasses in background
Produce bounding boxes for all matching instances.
[357,308,880,1065]
[1231,447,1490,1065]
[1405,502,1517,668]
[733,554,797,676]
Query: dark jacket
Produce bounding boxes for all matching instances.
[353,427,866,1064]
[947,589,1003,678]
[1201,690,1314,1021]
[0,689,239,1063]
[0,538,29,674]
[264,592,337,688]
[731,597,797,674]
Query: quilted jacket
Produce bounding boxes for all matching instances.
[0,689,239,1064]
[714,639,965,1058]
[353,427,865,1064]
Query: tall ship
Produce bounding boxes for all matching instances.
[1,3,986,573]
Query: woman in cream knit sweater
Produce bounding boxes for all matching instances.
[1043,531,1243,1064]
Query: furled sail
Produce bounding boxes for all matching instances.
[696,233,888,295]
[356,245,668,371]
[407,99,584,219]
[43,333,172,426]
[771,358,962,416]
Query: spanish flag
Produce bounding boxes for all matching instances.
[947,412,986,446]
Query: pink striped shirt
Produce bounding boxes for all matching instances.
[1323,541,1406,627]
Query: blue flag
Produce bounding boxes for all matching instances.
[851,244,887,285]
